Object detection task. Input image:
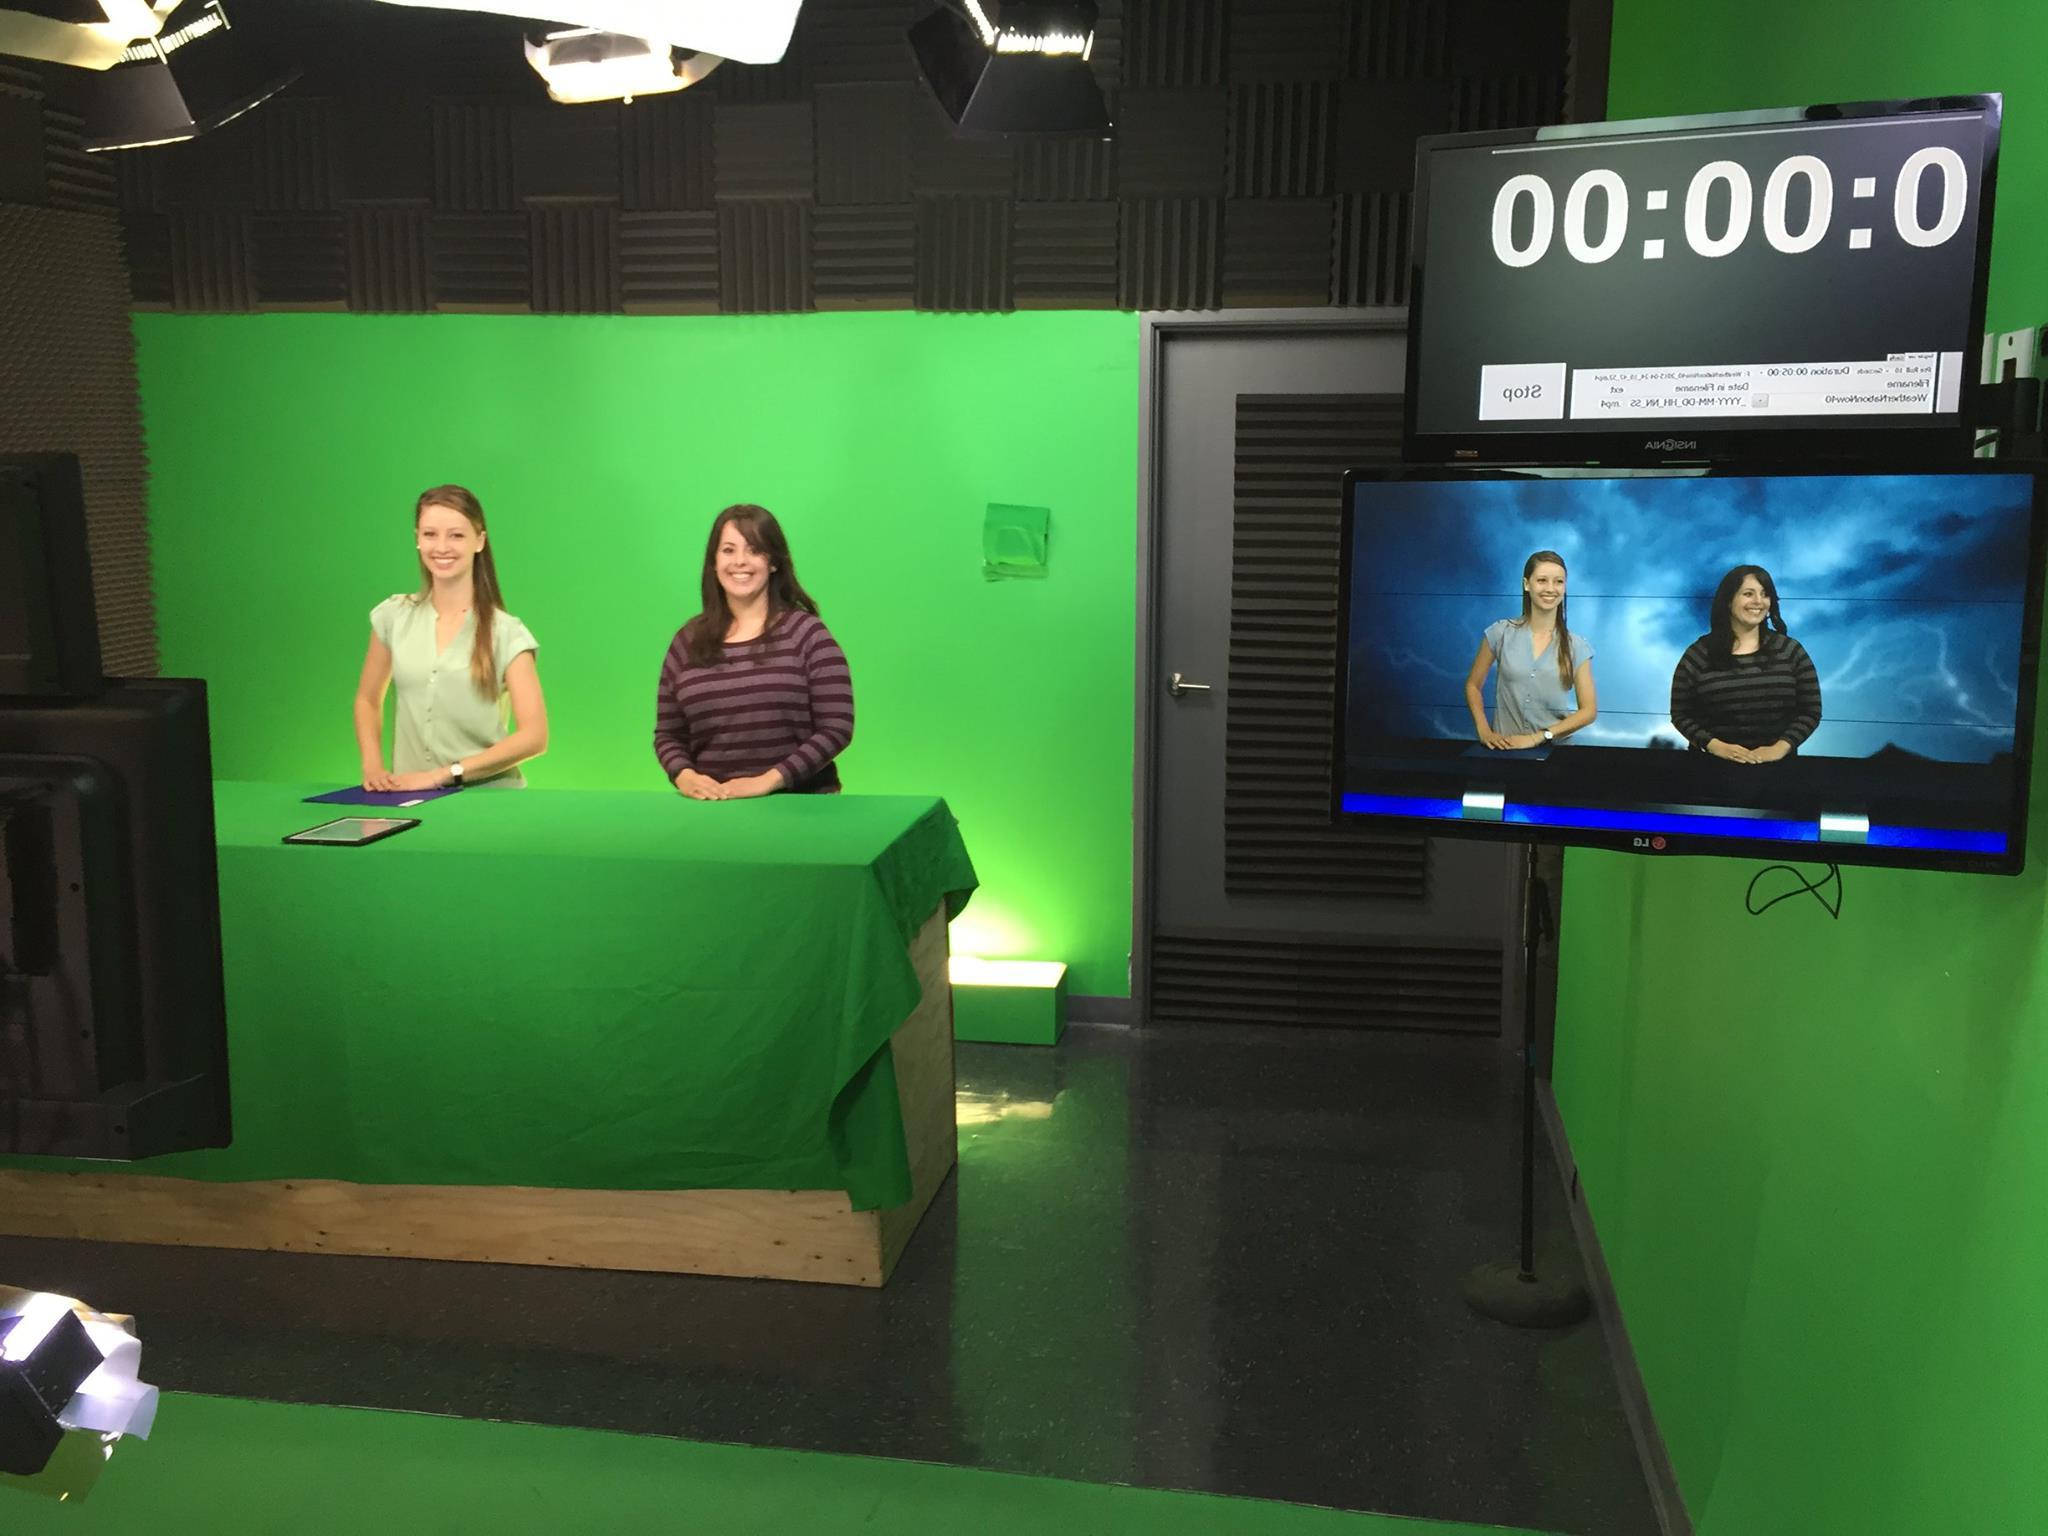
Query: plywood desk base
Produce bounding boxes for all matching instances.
[0,911,957,1289]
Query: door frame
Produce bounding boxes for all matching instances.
[1132,306,1411,1027]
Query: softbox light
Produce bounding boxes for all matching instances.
[909,1,1108,139]
[80,1,299,151]
[0,1299,103,1476]
[524,28,724,104]
[0,1287,160,1481]
[0,2,164,70]
[369,1,803,66]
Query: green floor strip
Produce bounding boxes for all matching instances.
[2,1393,1553,1535]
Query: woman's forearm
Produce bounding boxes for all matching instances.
[654,730,695,779]
[772,714,853,789]
[771,628,855,787]
[453,723,547,781]
[1464,683,1490,734]
[1782,656,1821,748]
[353,697,385,770]
[1669,688,1707,748]
[1550,704,1596,739]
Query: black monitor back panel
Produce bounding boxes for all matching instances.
[0,679,230,1158]
[0,454,104,700]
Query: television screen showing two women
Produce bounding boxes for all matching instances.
[1336,464,2043,873]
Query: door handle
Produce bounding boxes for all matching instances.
[1168,671,1213,698]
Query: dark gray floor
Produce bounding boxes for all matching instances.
[0,1023,1658,1535]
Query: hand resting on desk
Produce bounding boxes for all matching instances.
[673,768,784,801]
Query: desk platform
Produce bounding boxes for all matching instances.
[0,784,978,1287]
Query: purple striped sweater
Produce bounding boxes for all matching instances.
[653,610,854,791]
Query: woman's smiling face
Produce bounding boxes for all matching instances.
[1729,573,1771,629]
[1525,561,1565,613]
[417,502,482,583]
[716,525,770,602]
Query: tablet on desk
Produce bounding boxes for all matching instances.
[283,816,420,847]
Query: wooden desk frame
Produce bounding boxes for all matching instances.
[0,911,956,1288]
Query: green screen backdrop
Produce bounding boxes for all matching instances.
[1555,6,2048,1533]
[139,310,1137,994]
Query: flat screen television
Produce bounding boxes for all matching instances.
[1334,464,2045,874]
[0,448,229,1160]
[1404,95,2001,464]
[0,680,232,1158]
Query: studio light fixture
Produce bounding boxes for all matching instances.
[909,0,1108,139]
[78,0,300,152]
[949,956,1067,988]
[522,27,723,104]
[950,954,1070,1044]
[0,1,165,71]
[0,1287,159,1479]
[1,1295,102,1475]
[369,1,804,66]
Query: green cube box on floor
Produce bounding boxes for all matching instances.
[950,959,1068,1045]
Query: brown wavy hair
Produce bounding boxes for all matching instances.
[414,485,505,700]
[685,504,821,666]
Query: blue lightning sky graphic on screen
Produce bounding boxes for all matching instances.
[1349,473,2033,762]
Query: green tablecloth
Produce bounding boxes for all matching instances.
[1,784,976,1210]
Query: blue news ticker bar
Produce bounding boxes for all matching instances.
[1338,793,2007,855]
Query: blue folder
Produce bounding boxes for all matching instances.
[304,786,459,808]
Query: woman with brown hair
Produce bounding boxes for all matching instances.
[1669,563,1821,763]
[653,504,854,800]
[1463,548,1598,749]
[354,485,549,790]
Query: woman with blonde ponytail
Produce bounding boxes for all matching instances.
[354,485,549,790]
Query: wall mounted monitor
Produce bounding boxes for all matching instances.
[1334,464,2045,874]
[1404,95,2001,464]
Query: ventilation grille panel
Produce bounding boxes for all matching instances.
[1225,392,1419,899]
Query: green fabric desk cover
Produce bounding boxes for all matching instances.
[0,784,977,1211]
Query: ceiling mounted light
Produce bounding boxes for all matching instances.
[909,1,1109,140]
[369,1,804,66]
[0,1,165,71]
[523,28,722,104]
[79,0,299,152]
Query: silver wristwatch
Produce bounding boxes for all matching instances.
[1541,728,1554,743]
[447,760,465,788]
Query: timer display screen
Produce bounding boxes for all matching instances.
[1406,97,1999,457]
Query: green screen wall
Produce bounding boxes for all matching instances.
[1555,6,2048,1533]
[139,310,1137,995]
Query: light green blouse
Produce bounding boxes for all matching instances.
[371,594,539,788]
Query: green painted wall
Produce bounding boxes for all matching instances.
[1555,7,2048,1533]
[138,311,1137,994]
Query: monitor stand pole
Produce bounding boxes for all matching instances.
[1464,839,1591,1328]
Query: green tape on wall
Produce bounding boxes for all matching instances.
[984,502,1051,579]
[139,311,1138,994]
